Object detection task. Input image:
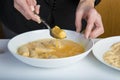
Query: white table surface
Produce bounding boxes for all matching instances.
[0,39,120,80]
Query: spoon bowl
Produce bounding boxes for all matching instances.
[40,18,66,39]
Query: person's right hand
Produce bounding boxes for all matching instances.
[14,0,41,23]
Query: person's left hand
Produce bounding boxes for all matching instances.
[75,0,104,39]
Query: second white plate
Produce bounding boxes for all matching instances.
[92,36,120,71]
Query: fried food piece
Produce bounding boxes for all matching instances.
[51,26,66,39]
[17,45,29,57]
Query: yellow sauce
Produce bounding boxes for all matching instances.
[17,39,84,59]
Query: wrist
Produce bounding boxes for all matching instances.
[80,0,95,7]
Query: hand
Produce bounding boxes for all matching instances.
[14,0,41,23]
[75,0,104,38]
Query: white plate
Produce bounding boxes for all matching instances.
[8,29,93,68]
[92,36,120,71]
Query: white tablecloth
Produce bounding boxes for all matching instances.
[0,39,120,80]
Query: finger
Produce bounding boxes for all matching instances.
[26,0,35,11]
[26,9,40,23]
[75,12,83,32]
[21,2,40,23]
[32,0,37,6]
[89,15,104,38]
[84,13,95,39]
[85,20,94,39]
[14,3,31,20]
[90,26,104,38]
[32,14,41,23]
[34,5,40,14]
[31,0,37,11]
[26,0,33,6]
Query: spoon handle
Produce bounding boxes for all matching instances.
[33,11,51,30]
[40,18,51,30]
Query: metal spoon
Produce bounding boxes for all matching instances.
[33,11,66,39]
[39,18,66,39]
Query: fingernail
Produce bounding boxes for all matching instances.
[38,5,40,8]
[31,6,35,11]
[38,19,41,23]
[85,35,89,39]
[37,16,41,23]
[37,5,40,14]
[34,15,41,23]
